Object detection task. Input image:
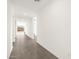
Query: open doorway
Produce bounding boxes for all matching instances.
[16,18,26,37]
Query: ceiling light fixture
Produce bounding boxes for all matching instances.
[34,0,40,2]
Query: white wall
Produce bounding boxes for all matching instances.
[24,18,34,39]
[37,0,71,59]
[7,0,13,59]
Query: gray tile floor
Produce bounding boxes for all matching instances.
[9,34,58,59]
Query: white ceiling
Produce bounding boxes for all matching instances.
[11,0,53,12]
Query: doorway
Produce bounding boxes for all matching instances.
[14,16,37,40]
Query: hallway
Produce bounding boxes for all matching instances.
[9,34,58,59]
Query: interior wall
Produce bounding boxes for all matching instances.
[33,17,37,37]
[24,18,34,39]
[37,0,71,59]
[7,0,13,59]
